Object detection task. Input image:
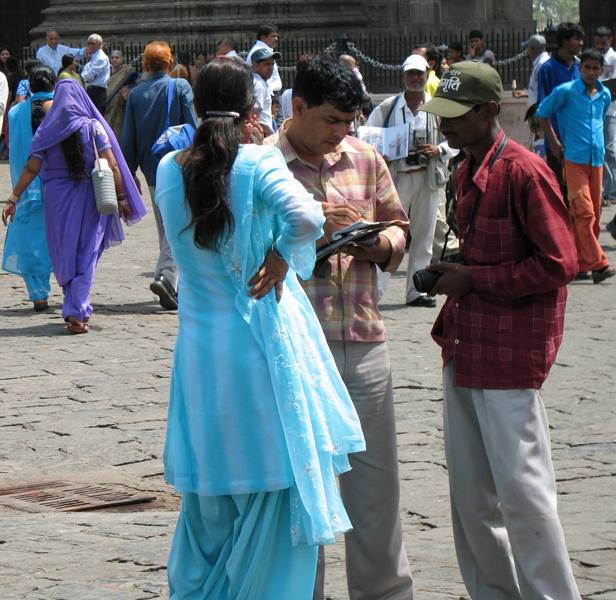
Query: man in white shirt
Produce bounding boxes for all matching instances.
[246,24,282,93]
[513,35,550,156]
[36,30,83,74]
[216,38,239,59]
[514,34,550,107]
[251,47,280,137]
[595,26,616,206]
[0,71,8,133]
[81,34,110,113]
[367,54,458,306]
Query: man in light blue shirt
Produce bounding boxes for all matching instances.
[81,34,110,113]
[36,30,83,75]
[538,49,614,283]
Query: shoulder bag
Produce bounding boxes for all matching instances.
[90,122,118,215]
[151,79,196,159]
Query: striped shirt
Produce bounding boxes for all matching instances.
[267,127,408,342]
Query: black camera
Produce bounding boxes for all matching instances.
[406,130,429,166]
[413,269,442,294]
[405,151,429,167]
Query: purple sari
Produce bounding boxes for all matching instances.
[30,78,147,227]
[28,79,147,322]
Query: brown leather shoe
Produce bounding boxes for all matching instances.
[67,317,89,334]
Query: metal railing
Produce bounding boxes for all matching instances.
[19,28,538,93]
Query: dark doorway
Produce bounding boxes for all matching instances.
[0,1,50,55]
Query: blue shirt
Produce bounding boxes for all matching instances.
[120,72,197,186]
[537,54,580,148]
[81,48,110,88]
[16,79,30,99]
[537,78,611,167]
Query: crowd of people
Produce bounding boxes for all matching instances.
[0,18,614,600]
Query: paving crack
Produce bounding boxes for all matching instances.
[113,456,158,467]
[394,383,439,391]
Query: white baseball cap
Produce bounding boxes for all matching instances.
[402,54,429,72]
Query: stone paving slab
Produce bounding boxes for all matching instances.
[0,162,615,598]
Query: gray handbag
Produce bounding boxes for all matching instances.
[91,124,118,215]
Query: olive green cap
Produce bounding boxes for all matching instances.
[421,61,503,118]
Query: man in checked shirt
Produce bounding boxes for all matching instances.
[266,55,413,599]
[422,61,581,599]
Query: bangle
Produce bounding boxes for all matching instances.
[271,241,284,260]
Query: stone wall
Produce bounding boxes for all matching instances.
[580,0,616,38]
[31,0,534,46]
[31,0,368,45]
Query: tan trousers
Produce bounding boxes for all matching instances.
[314,341,413,600]
[443,362,580,600]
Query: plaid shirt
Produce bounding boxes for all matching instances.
[432,132,578,389]
[267,128,408,342]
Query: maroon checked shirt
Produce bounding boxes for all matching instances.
[432,132,578,389]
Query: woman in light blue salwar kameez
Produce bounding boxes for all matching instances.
[155,59,365,599]
[2,66,54,309]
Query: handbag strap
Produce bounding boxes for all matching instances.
[164,78,175,131]
[91,120,102,173]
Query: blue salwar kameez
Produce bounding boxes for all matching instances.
[156,145,365,599]
[2,91,53,301]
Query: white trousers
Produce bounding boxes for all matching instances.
[603,113,616,200]
[377,169,441,302]
[442,362,580,600]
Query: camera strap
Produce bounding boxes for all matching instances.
[463,134,509,239]
[439,134,509,261]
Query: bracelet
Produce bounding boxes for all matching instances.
[7,193,19,205]
[271,241,284,260]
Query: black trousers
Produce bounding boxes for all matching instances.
[546,146,567,201]
[87,85,107,114]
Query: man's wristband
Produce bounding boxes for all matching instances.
[8,193,20,205]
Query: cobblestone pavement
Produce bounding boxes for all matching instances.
[0,162,615,599]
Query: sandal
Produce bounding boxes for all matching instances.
[67,317,89,334]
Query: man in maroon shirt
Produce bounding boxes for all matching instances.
[421,62,581,599]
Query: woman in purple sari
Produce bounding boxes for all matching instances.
[2,79,147,333]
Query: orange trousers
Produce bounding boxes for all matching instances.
[563,161,609,272]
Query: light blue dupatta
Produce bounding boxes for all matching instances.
[219,145,366,546]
